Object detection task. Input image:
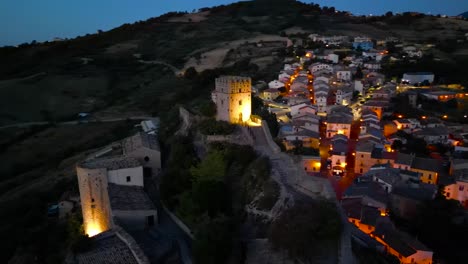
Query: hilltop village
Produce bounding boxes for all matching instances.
[249,33,468,264]
[65,32,468,264]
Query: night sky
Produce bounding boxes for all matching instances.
[1,0,467,46]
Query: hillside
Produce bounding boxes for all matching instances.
[1,0,468,126]
[461,12,468,19]
[1,1,468,262]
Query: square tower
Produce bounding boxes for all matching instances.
[214,76,251,124]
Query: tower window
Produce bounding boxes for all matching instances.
[91,198,95,203]
[239,100,242,106]
[144,156,149,162]
[239,89,241,93]
[126,176,131,182]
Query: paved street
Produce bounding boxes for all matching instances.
[248,125,354,264]
[250,127,328,201]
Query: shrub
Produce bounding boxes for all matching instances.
[269,201,342,261]
[198,119,235,135]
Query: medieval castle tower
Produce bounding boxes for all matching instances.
[77,165,113,236]
[213,76,252,124]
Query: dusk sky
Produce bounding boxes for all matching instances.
[1,0,467,46]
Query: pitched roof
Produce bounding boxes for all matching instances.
[391,183,437,201]
[108,183,156,211]
[413,126,448,137]
[356,140,377,152]
[366,166,401,185]
[344,180,389,205]
[411,157,442,172]
[294,129,320,138]
[76,231,140,264]
[264,88,280,93]
[79,157,141,170]
[331,134,348,142]
[395,153,415,166]
[123,132,160,153]
[373,221,431,257]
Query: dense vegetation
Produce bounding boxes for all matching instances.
[381,55,468,88]
[269,201,342,261]
[160,137,272,263]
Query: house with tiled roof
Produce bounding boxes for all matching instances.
[413,126,449,144]
[263,88,280,100]
[342,198,385,235]
[393,153,442,184]
[366,164,402,193]
[444,159,468,208]
[309,62,333,73]
[390,182,437,220]
[330,134,348,175]
[326,106,353,138]
[373,220,433,264]
[361,99,389,120]
[343,177,389,211]
[355,139,380,174]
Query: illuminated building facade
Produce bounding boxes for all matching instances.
[214,76,252,124]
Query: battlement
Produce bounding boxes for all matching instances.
[215,76,251,93]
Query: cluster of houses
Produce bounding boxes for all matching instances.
[342,164,436,264]
[253,32,468,263]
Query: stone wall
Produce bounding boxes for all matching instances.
[261,120,281,153]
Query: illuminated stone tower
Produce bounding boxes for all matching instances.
[214,76,251,124]
[76,166,112,237]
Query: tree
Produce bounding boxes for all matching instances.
[269,201,342,261]
[192,180,231,217]
[190,150,226,182]
[391,140,403,151]
[193,214,232,264]
[385,11,394,17]
[198,119,235,135]
[67,214,92,253]
[354,66,364,79]
[198,100,216,117]
[184,66,198,80]
[407,188,468,263]
[445,98,458,109]
[353,90,360,100]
